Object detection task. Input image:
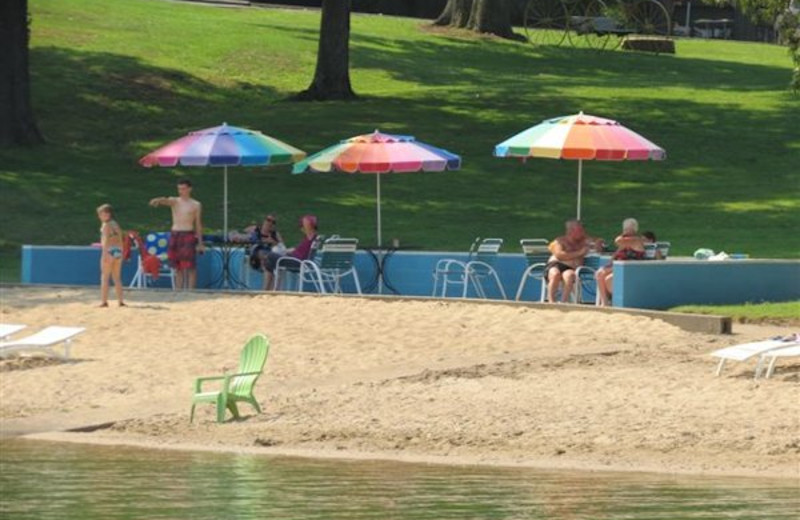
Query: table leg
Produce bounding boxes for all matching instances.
[380,249,400,295]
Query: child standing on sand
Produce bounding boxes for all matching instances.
[97,204,125,307]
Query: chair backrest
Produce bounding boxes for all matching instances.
[318,237,358,270]
[309,234,326,261]
[644,243,657,259]
[466,236,482,259]
[520,239,550,266]
[656,241,671,259]
[144,232,171,266]
[230,334,270,397]
[473,238,503,266]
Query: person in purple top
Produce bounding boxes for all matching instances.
[262,214,318,290]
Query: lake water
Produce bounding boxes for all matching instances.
[0,438,797,519]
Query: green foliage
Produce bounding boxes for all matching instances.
[726,0,799,91]
[0,0,798,281]
[671,301,800,323]
[729,0,790,24]
[775,9,800,92]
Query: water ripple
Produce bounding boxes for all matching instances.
[1,439,797,519]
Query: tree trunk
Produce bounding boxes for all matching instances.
[433,0,473,27]
[294,0,356,101]
[0,0,44,147]
[467,0,524,40]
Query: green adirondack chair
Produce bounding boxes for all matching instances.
[190,334,270,423]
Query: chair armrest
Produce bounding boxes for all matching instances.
[227,371,263,378]
[276,256,304,273]
[435,259,467,272]
[276,256,302,267]
[465,260,495,272]
[194,375,226,393]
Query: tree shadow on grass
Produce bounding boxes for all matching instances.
[3,34,798,256]
[256,20,794,92]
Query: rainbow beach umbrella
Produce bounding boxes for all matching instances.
[292,130,461,247]
[139,123,306,239]
[494,112,665,219]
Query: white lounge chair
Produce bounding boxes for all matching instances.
[711,336,800,376]
[0,324,26,341]
[0,326,85,360]
[754,345,800,379]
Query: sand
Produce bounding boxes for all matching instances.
[1,286,798,479]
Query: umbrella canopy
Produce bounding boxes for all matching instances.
[292,130,461,247]
[494,112,665,219]
[139,123,306,238]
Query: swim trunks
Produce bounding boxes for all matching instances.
[544,261,576,281]
[168,231,197,270]
[612,248,646,261]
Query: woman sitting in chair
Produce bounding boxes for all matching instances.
[262,214,319,291]
[248,214,285,272]
[595,218,647,306]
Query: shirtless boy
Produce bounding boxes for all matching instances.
[149,179,204,290]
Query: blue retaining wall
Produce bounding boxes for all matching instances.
[19,246,800,309]
[614,259,800,309]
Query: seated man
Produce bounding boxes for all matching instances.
[546,219,590,303]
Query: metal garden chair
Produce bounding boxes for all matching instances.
[300,237,362,295]
[432,237,506,299]
[514,238,551,301]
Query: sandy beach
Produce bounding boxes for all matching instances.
[1,286,798,479]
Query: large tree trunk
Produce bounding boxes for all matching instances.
[467,0,524,40]
[0,0,44,147]
[434,0,522,41]
[433,0,473,27]
[294,0,356,101]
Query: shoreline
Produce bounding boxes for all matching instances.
[1,287,798,481]
[16,430,798,481]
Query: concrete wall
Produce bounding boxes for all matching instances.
[20,246,800,309]
[614,259,800,309]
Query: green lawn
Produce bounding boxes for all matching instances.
[1,0,798,282]
[671,301,800,325]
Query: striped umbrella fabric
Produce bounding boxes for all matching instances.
[139,123,306,239]
[292,131,461,174]
[494,112,665,219]
[140,123,306,167]
[293,131,461,247]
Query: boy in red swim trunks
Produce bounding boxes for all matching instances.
[149,178,204,290]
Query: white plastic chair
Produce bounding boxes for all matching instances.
[0,326,85,359]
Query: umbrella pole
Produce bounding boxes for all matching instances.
[223,165,229,241]
[376,173,382,248]
[577,159,583,221]
[376,173,383,294]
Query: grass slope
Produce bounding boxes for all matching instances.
[671,301,800,326]
[1,0,798,282]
